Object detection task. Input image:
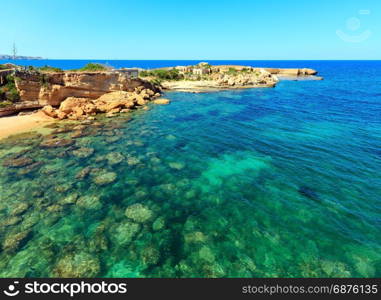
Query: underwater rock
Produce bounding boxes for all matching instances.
[35,197,52,208]
[76,195,102,210]
[150,157,161,164]
[198,246,215,263]
[20,211,41,230]
[153,98,170,105]
[3,156,34,168]
[105,152,125,166]
[59,193,79,205]
[152,217,165,231]
[40,138,74,148]
[46,204,64,213]
[134,189,148,199]
[88,224,109,253]
[94,154,107,163]
[105,136,121,144]
[10,202,30,216]
[165,134,176,141]
[133,140,144,147]
[2,230,31,252]
[0,216,22,227]
[55,183,73,193]
[1,131,43,147]
[53,252,100,278]
[51,127,72,134]
[73,124,87,131]
[70,130,85,139]
[72,147,95,159]
[91,121,103,128]
[320,260,351,277]
[169,162,185,170]
[111,221,141,246]
[141,246,160,266]
[125,203,153,223]
[93,171,117,186]
[184,231,207,244]
[17,161,44,175]
[127,156,140,166]
[75,166,92,180]
[39,164,61,175]
[298,186,320,202]
[159,183,176,192]
[31,188,44,198]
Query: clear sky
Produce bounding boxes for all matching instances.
[0,0,379,59]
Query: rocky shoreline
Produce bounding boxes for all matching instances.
[0,63,322,121]
[0,67,163,117]
[148,64,322,93]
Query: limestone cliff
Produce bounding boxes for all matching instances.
[0,70,160,116]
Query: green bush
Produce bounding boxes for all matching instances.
[139,70,149,77]
[0,100,13,108]
[226,67,238,75]
[0,75,20,102]
[38,65,63,72]
[140,68,183,81]
[74,63,108,72]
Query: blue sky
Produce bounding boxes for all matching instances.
[0,0,379,59]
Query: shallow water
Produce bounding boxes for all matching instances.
[0,61,380,277]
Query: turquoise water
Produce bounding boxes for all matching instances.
[0,61,381,277]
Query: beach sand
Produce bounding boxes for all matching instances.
[0,111,54,140]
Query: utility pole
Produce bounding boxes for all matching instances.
[12,42,17,59]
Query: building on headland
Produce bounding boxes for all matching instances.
[192,67,211,75]
[117,68,139,78]
[174,62,212,76]
[175,66,193,74]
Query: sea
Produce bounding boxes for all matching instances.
[0,60,380,277]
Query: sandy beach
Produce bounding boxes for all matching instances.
[0,111,54,140]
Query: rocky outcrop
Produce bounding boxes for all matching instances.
[211,69,278,87]
[0,70,161,116]
[153,98,170,105]
[41,87,160,120]
[263,68,317,76]
[162,69,278,92]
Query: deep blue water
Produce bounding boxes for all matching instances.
[0,60,380,277]
[1,59,379,73]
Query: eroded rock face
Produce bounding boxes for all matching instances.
[211,69,278,87]
[41,88,162,120]
[16,71,160,103]
[6,70,161,115]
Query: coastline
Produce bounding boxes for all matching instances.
[161,80,276,93]
[0,111,54,140]
[0,64,321,138]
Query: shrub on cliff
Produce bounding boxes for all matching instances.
[226,67,238,75]
[0,75,20,102]
[38,65,63,72]
[0,100,13,108]
[75,63,108,72]
[140,68,183,81]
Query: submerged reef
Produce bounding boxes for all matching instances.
[0,87,380,278]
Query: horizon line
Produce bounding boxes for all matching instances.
[1,58,381,61]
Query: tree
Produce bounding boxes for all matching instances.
[12,42,17,59]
